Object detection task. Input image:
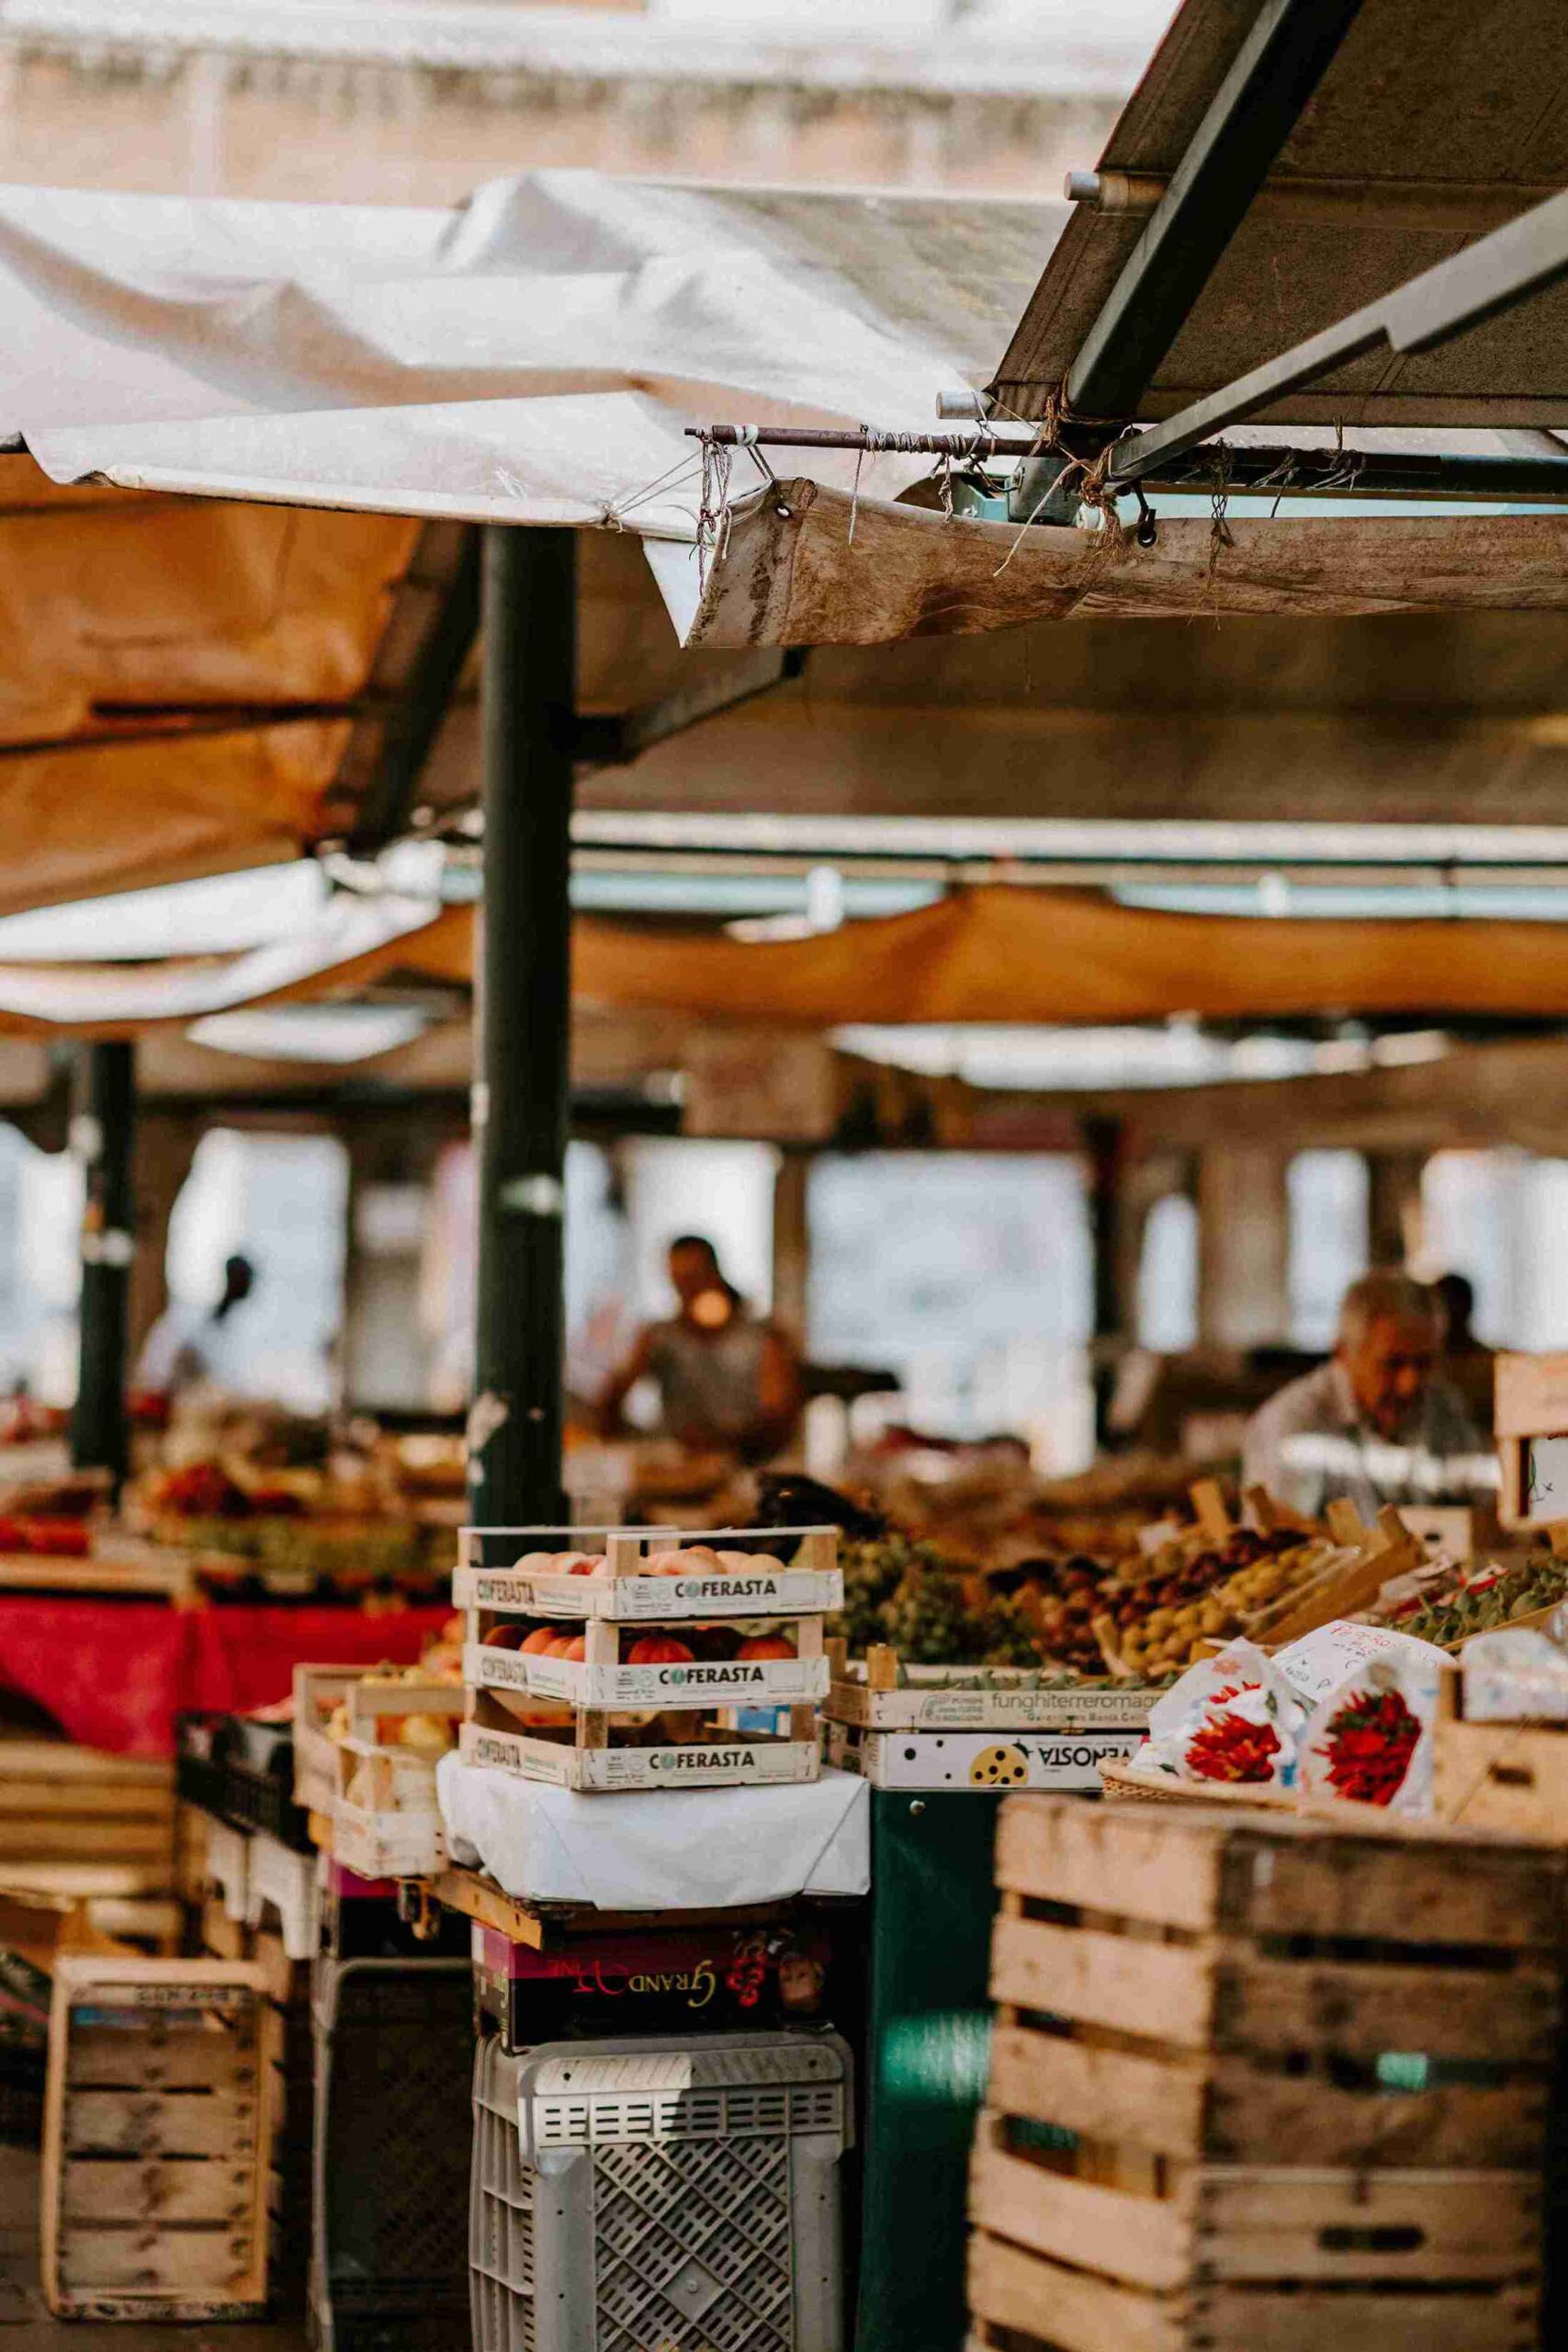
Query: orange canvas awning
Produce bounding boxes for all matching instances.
[0,456,424,916]
[25,885,1568,1040]
[571,888,1568,1027]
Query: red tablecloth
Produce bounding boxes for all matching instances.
[0,1600,451,1755]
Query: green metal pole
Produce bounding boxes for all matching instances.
[468,526,576,1526]
[71,1040,135,1490]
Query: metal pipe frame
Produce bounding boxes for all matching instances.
[1066,0,1369,418]
[691,424,1568,507]
[1110,185,1568,486]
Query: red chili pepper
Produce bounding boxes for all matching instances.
[1186,1709,1281,1784]
[1314,1685,1420,1805]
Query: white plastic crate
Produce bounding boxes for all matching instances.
[470,2031,852,2352]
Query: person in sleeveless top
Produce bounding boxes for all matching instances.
[596,1235,801,1461]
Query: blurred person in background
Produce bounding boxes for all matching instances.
[596,1234,800,1460]
[136,1252,261,1400]
[1434,1269,1495,1436]
[1243,1269,1493,1518]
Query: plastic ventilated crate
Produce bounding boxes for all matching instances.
[177,1710,313,1852]
[470,2030,852,2352]
[310,1954,474,2352]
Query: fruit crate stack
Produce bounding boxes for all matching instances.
[455,1524,840,1791]
[967,1793,1565,2352]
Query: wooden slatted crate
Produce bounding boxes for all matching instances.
[458,1522,837,1791]
[1,1741,179,1949]
[967,1794,1563,2352]
[0,1743,174,1866]
[41,1956,271,2319]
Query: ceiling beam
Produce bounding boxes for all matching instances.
[343,523,481,854]
[1066,0,1367,419]
[574,647,804,768]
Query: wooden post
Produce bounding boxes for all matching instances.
[468,526,577,1526]
[1367,1148,1427,1269]
[1084,1115,1124,1444]
[1197,1145,1289,1349]
[128,1113,200,1373]
[771,1148,810,1348]
[71,1042,135,1489]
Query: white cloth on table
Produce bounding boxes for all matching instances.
[436,1753,869,1911]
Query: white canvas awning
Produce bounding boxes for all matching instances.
[3,165,1567,649]
[2,174,1057,535]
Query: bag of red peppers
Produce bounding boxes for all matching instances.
[1130,1624,1447,1812]
[1138,1640,1304,1791]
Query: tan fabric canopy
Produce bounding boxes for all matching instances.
[0,458,420,913]
[679,478,1568,647]
[23,887,1568,1038]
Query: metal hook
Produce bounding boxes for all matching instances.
[1134,486,1158,548]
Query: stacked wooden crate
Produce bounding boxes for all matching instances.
[456,1524,840,1791]
[968,1794,1564,2352]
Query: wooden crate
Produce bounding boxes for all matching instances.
[968,1794,1562,2352]
[41,1956,271,2320]
[1432,1664,1568,1837]
[1495,1351,1568,1530]
[462,1579,827,1792]
[968,2156,1540,2352]
[459,1687,820,1791]
[456,1521,841,1619]
[292,1664,458,1815]
[0,1742,179,1947]
[825,1641,1154,1732]
[329,1692,463,1880]
[0,1741,174,1868]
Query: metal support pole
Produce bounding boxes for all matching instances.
[468,526,577,1526]
[1084,1116,1123,1448]
[71,1040,135,1489]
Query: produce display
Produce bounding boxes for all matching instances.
[832,1534,1040,1667]
[1184,1696,1283,1784]
[1089,1528,1352,1678]
[1380,1551,1568,1647]
[0,1516,91,1557]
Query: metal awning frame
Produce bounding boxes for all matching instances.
[1108,184,1568,488]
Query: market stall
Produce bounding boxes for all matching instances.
[15,1,1568,2346]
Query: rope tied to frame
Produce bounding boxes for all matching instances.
[695,432,735,587]
[991,381,1130,578]
[1206,445,1235,591]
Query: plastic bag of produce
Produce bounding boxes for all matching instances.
[1461,1620,1568,1723]
[1132,1639,1304,1789]
[1283,1623,1448,1814]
